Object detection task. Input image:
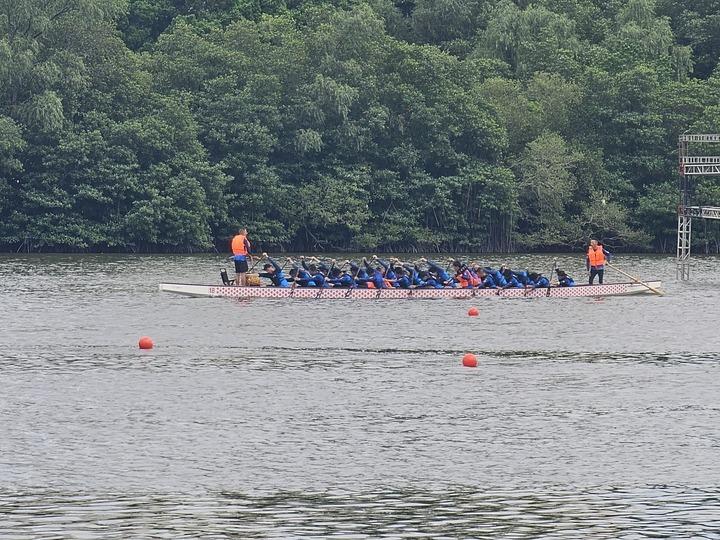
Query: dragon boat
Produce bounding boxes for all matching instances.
[159,280,663,299]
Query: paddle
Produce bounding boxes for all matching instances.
[495,270,504,295]
[345,258,365,295]
[287,257,304,295]
[606,262,664,296]
[523,269,533,297]
[323,258,339,289]
[546,260,557,297]
[257,253,290,271]
[248,253,265,272]
[447,258,462,288]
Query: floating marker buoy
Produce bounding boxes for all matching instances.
[138,336,154,350]
[468,307,479,317]
[462,353,477,367]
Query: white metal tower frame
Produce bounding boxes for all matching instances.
[677,134,720,279]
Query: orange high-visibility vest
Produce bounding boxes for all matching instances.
[231,234,249,256]
[587,246,606,267]
[456,274,469,288]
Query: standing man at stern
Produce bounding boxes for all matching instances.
[586,239,611,285]
[231,228,252,286]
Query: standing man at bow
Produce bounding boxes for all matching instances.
[230,227,252,286]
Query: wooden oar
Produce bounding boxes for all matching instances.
[524,271,532,297]
[257,253,291,272]
[546,260,557,297]
[343,257,369,295]
[371,255,393,281]
[279,257,293,273]
[287,257,305,295]
[248,254,265,272]
[606,262,664,296]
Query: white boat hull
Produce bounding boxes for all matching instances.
[158,281,663,299]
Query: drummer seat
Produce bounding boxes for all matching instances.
[220,269,235,286]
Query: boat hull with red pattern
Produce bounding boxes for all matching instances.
[158,281,663,299]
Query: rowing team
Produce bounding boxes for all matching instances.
[253,254,576,289]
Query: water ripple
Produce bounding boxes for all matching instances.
[1,487,719,539]
[2,254,720,538]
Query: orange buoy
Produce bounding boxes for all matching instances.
[138,336,154,350]
[468,307,479,317]
[462,353,477,367]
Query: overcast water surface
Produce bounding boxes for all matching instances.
[1,253,719,538]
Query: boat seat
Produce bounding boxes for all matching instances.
[220,269,235,286]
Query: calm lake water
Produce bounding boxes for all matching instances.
[1,253,719,538]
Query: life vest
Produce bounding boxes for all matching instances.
[383,278,394,288]
[455,273,469,288]
[587,246,606,267]
[231,234,249,256]
[367,281,376,289]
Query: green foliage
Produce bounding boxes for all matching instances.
[1,0,719,252]
[517,132,580,231]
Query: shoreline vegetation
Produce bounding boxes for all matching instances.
[2,1,720,255]
[3,243,719,255]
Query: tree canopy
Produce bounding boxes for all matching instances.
[1,0,719,252]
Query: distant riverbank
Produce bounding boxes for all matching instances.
[0,243,690,256]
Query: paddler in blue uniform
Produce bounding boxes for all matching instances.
[327,267,356,288]
[424,259,454,287]
[402,262,422,286]
[556,269,575,286]
[484,267,507,287]
[258,257,290,287]
[305,264,328,287]
[425,271,445,288]
[350,260,370,287]
[476,268,497,288]
[289,259,315,286]
[303,257,333,287]
[501,268,524,288]
[375,257,398,281]
[390,267,412,289]
[356,265,386,289]
[525,272,550,289]
[511,268,532,286]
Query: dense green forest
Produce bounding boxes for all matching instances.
[2,0,720,253]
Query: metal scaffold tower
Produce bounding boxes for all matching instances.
[677,134,720,279]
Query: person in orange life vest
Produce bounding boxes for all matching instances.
[452,260,474,288]
[586,239,611,284]
[230,228,252,286]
